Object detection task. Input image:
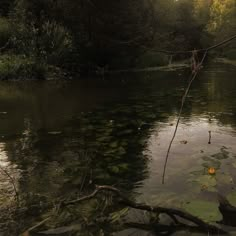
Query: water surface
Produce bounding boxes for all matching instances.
[0,63,236,235]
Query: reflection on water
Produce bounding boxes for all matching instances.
[141,117,236,199]
[0,62,236,235]
[0,143,8,167]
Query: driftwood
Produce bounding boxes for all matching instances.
[22,185,227,235]
[106,63,189,74]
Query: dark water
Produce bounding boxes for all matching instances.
[0,63,236,235]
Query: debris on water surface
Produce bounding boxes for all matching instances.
[180,140,188,144]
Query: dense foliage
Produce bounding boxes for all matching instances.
[0,0,235,79]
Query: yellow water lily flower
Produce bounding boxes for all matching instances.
[208,167,216,175]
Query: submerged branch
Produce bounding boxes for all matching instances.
[64,185,226,234]
[22,185,226,234]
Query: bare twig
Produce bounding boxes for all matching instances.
[161,34,236,184]
[161,34,236,185]
[162,50,208,184]
[148,34,236,55]
[25,217,51,233]
[208,131,212,144]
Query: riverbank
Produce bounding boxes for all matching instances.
[0,53,235,80]
[0,54,70,80]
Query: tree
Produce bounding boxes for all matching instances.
[207,0,236,39]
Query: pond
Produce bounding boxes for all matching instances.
[0,62,236,235]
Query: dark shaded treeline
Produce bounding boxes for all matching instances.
[1,63,236,234]
[0,0,235,78]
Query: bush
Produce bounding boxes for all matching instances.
[10,19,74,66]
[0,54,47,80]
[40,21,74,65]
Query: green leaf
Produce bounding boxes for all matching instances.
[226,191,236,206]
[182,200,221,222]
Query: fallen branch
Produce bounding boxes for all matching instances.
[64,185,226,234]
[22,185,226,234]
[24,217,51,234]
[106,63,188,74]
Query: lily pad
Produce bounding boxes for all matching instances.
[226,191,236,206]
[202,160,221,169]
[182,200,221,222]
[190,175,217,192]
[211,151,229,160]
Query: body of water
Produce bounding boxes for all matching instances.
[0,62,236,235]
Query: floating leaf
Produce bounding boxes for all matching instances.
[202,159,221,169]
[180,140,188,144]
[211,151,229,160]
[217,173,233,186]
[226,191,236,206]
[182,200,221,222]
[190,175,217,192]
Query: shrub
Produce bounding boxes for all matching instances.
[0,54,47,80]
[40,21,74,65]
[10,19,74,66]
